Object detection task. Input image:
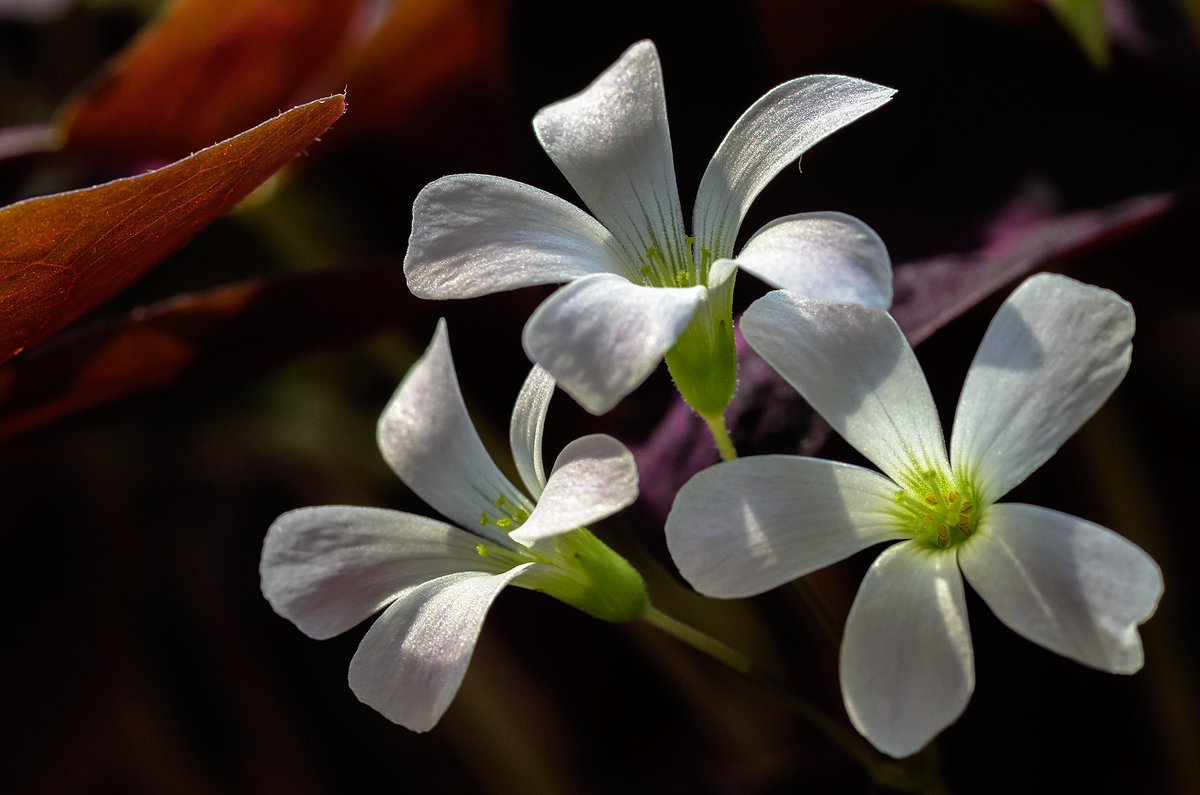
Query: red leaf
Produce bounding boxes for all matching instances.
[0,266,418,441]
[0,93,346,366]
[57,0,359,161]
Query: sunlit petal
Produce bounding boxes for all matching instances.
[347,565,533,732]
[404,174,627,298]
[950,273,1134,505]
[377,320,529,544]
[510,435,639,544]
[741,291,950,489]
[523,273,703,414]
[509,364,556,500]
[841,542,974,758]
[666,455,907,598]
[533,40,687,269]
[959,503,1162,673]
[734,212,892,309]
[695,75,895,258]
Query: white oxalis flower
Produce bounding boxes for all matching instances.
[260,320,644,731]
[665,273,1163,758]
[404,39,895,416]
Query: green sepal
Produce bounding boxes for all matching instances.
[664,265,737,417]
[514,528,647,623]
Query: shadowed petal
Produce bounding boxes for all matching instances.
[666,455,907,598]
[510,434,639,544]
[404,174,626,298]
[694,75,895,259]
[261,506,502,640]
[959,503,1162,673]
[523,273,704,414]
[377,320,529,544]
[735,212,892,309]
[841,542,974,758]
[533,40,687,269]
[347,565,533,732]
[509,364,556,499]
[742,291,949,489]
[950,273,1134,505]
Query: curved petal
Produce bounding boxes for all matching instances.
[665,455,908,598]
[378,320,530,545]
[959,503,1162,674]
[260,506,502,640]
[404,174,626,298]
[734,212,892,309]
[509,364,556,499]
[841,542,974,758]
[522,273,704,414]
[533,40,687,269]
[950,274,1134,505]
[694,75,895,259]
[510,434,639,545]
[347,565,533,732]
[741,291,950,490]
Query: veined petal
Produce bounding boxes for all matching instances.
[694,75,895,259]
[950,274,1134,505]
[734,212,892,309]
[509,365,556,500]
[404,174,626,298]
[741,291,950,490]
[533,40,687,269]
[510,434,639,545]
[841,542,974,758]
[261,506,503,640]
[665,455,908,598]
[347,565,533,732]
[959,503,1162,674]
[378,320,530,544]
[523,273,704,414]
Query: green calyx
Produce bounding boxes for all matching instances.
[511,528,647,623]
[664,270,737,417]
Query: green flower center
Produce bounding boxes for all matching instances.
[639,235,714,289]
[895,477,979,550]
[479,494,529,530]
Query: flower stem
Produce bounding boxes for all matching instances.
[700,411,738,461]
[640,603,943,792]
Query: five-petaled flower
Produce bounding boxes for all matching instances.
[404,39,895,418]
[665,273,1163,758]
[261,320,645,731]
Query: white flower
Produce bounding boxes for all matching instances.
[260,320,644,731]
[404,39,895,416]
[665,273,1163,758]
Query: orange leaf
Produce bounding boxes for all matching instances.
[58,0,359,161]
[0,93,346,366]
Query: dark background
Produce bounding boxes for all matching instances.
[3,0,1199,792]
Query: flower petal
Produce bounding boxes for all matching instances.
[950,274,1134,505]
[665,455,908,598]
[404,174,626,298]
[509,434,639,544]
[347,565,533,732]
[734,212,892,309]
[694,75,895,259]
[523,273,704,414]
[260,506,502,640]
[958,503,1162,673]
[509,364,556,500]
[841,542,974,758]
[377,320,530,544]
[533,40,687,269]
[741,291,950,489]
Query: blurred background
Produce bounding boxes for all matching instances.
[2,0,1199,792]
